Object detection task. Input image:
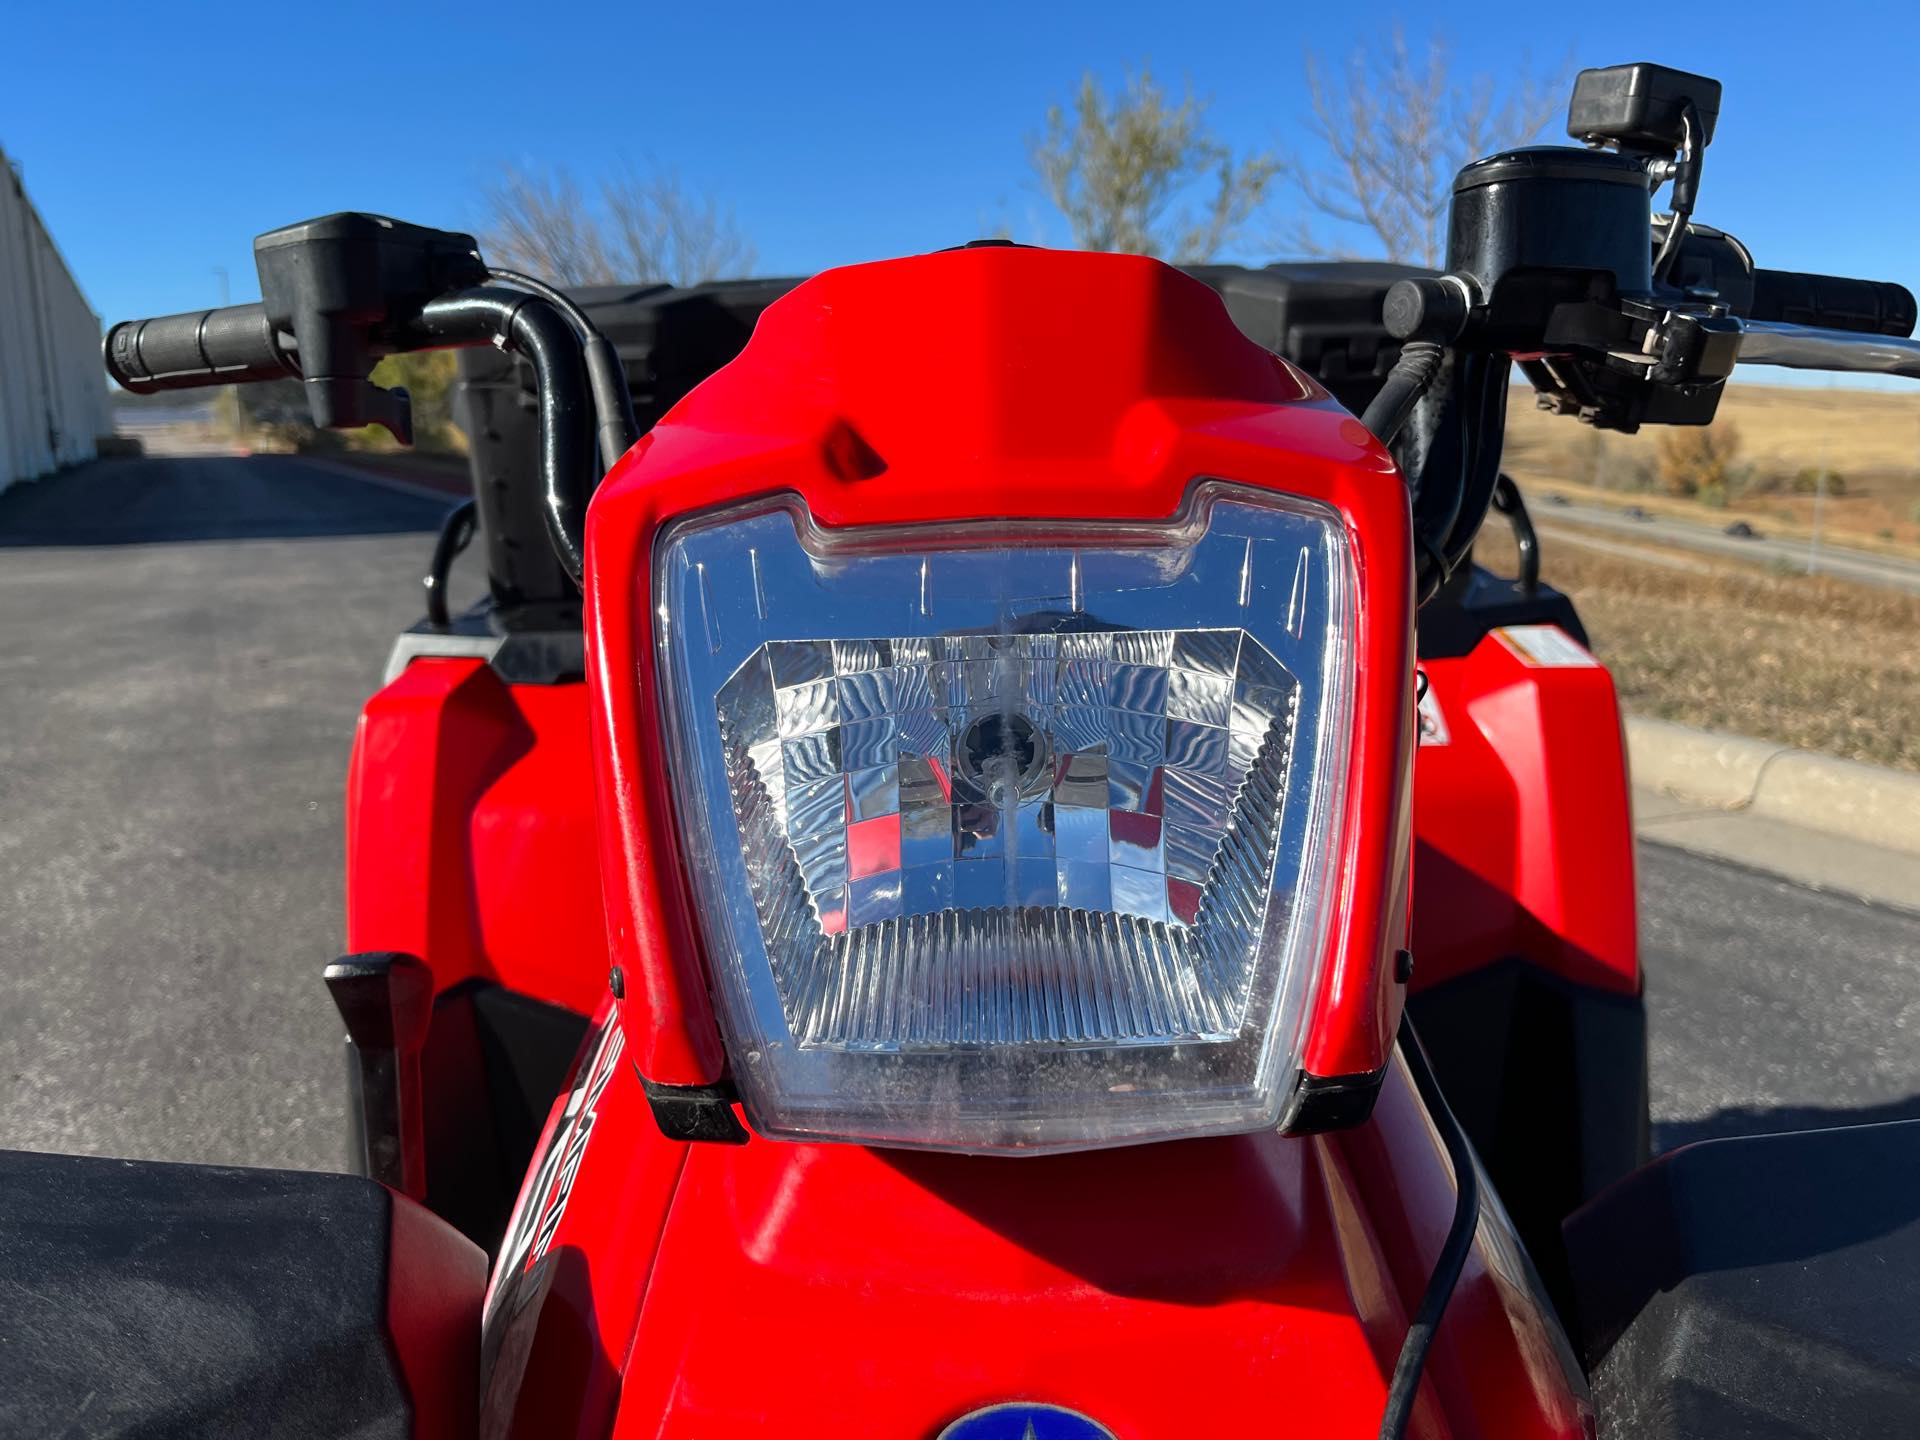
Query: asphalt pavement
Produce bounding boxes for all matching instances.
[0,454,473,1172]
[1,454,1915,1174]
[1642,842,1920,1150]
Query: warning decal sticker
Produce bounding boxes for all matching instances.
[1494,624,1599,669]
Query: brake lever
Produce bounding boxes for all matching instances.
[1733,319,1920,380]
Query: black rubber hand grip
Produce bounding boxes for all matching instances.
[1750,269,1916,338]
[104,303,294,392]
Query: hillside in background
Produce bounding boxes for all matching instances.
[1503,382,1920,554]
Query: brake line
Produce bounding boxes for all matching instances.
[488,266,643,469]
[1360,341,1445,446]
[1378,1012,1482,1440]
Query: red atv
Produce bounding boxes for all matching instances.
[8,61,1919,1439]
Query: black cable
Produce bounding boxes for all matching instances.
[1378,1011,1482,1440]
[1652,101,1703,285]
[1361,341,1446,446]
[488,267,643,467]
[486,267,598,340]
[410,288,595,582]
[423,498,477,628]
[1396,349,1504,604]
[1434,354,1510,587]
[1399,353,1468,603]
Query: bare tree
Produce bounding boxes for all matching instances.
[1033,67,1278,262]
[481,164,756,287]
[599,166,757,288]
[1285,29,1568,266]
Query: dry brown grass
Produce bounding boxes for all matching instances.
[1476,525,1920,773]
[1503,382,1920,553]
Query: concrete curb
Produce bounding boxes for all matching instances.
[1625,715,1920,857]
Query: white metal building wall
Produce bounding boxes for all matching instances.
[0,147,108,491]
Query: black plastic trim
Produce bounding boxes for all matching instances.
[1284,1063,1388,1134]
[325,951,434,1198]
[405,979,592,1253]
[1416,566,1591,661]
[1407,957,1649,1317]
[642,1076,750,1145]
[1179,260,1436,417]
[383,597,586,687]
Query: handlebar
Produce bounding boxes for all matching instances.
[103,280,598,585]
[404,288,595,581]
[1749,269,1916,338]
[104,303,294,392]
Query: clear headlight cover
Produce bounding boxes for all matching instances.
[655,484,1355,1152]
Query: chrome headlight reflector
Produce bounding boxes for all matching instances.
[656,486,1353,1152]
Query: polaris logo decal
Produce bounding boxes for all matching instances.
[939,1404,1117,1439]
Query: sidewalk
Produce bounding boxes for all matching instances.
[1628,716,1920,914]
[1634,786,1920,915]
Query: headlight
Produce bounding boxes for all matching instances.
[656,482,1354,1151]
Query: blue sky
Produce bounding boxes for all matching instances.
[6,0,1916,353]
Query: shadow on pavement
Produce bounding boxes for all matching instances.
[1657,1093,1920,1150]
[0,455,454,546]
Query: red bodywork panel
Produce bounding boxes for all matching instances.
[385,1189,488,1440]
[346,657,609,1012]
[1410,629,1639,996]
[344,249,1625,1440]
[583,246,1417,1090]
[481,1014,1590,1439]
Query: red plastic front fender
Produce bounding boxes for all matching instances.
[1411,628,1638,996]
[345,657,609,1014]
[481,1018,1590,1439]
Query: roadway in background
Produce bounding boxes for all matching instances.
[1535,494,1920,594]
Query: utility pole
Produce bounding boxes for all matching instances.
[213,265,230,307]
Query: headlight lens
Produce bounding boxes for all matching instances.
[657,484,1354,1151]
